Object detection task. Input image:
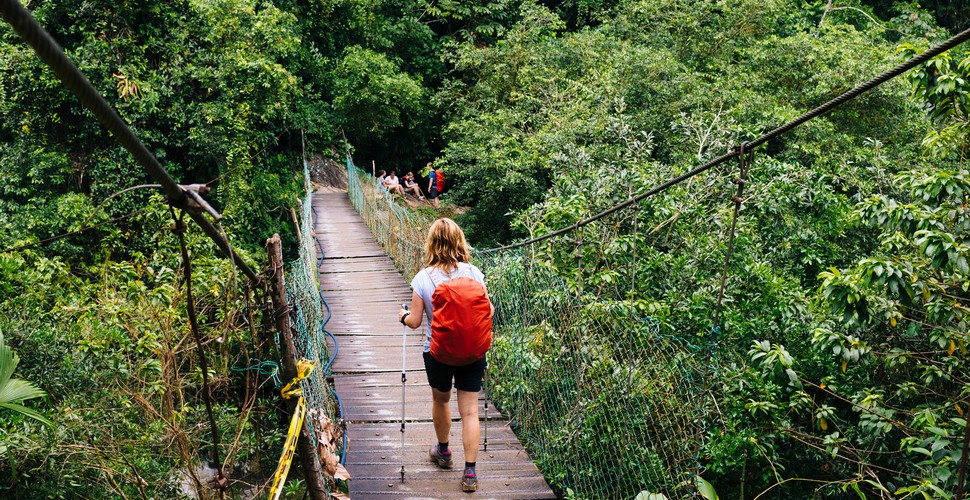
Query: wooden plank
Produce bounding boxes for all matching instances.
[345,423,554,499]
[349,478,558,499]
[335,338,426,350]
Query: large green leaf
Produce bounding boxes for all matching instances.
[0,330,51,428]
[0,403,53,428]
[0,331,16,392]
[697,477,719,500]
[0,379,47,406]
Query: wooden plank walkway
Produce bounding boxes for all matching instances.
[313,191,556,499]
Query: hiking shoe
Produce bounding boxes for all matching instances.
[461,471,478,492]
[429,445,453,469]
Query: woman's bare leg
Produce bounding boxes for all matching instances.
[431,388,452,444]
[456,389,480,463]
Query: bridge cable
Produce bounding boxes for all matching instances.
[482,25,970,254]
[0,0,259,283]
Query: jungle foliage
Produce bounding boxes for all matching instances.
[350,0,970,495]
[1,0,969,497]
[433,0,970,497]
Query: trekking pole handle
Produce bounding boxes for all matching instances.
[401,304,409,384]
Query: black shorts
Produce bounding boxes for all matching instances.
[428,187,439,199]
[424,352,486,392]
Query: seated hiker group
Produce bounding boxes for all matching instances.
[377,162,444,207]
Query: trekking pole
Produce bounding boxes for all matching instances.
[400,304,408,482]
[483,365,489,452]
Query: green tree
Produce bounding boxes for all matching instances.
[813,44,970,496]
[332,46,427,145]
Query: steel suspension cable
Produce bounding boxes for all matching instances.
[0,0,259,283]
[482,26,970,254]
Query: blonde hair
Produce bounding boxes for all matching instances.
[424,218,471,270]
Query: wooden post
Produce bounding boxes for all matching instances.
[290,207,302,244]
[371,160,375,177]
[266,234,329,500]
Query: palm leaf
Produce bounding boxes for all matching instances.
[0,403,53,428]
[0,379,47,405]
[0,329,52,428]
[0,331,16,391]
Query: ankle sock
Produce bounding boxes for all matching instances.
[464,462,476,475]
[438,442,450,454]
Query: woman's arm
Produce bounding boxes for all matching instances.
[399,291,425,329]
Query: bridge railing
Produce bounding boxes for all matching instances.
[346,158,431,281]
[476,245,711,498]
[284,159,343,481]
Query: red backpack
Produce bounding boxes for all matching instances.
[435,170,445,192]
[427,268,492,366]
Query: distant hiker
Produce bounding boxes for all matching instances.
[435,166,445,194]
[399,218,494,493]
[426,163,440,207]
[377,170,388,191]
[404,172,424,199]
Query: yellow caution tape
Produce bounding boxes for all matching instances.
[268,360,315,500]
[280,359,316,399]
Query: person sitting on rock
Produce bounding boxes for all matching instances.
[383,170,405,195]
[404,172,424,199]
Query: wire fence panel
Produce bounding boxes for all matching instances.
[476,248,711,498]
[284,160,342,483]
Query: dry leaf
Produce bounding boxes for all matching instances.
[334,463,351,481]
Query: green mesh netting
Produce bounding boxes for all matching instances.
[285,160,341,464]
[343,158,712,498]
[476,248,710,498]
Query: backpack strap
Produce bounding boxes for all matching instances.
[425,265,472,287]
[425,268,447,288]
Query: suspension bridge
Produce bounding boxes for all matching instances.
[4,1,970,496]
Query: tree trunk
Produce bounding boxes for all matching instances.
[266,234,330,500]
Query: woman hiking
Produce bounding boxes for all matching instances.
[398,218,494,492]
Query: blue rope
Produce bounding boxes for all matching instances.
[332,379,348,466]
